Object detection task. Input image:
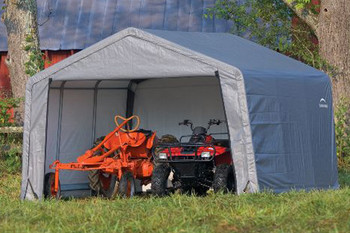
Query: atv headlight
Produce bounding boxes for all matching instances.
[201,152,211,158]
[158,152,168,160]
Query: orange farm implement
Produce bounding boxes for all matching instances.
[46,115,156,198]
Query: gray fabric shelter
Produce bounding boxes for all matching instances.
[21,28,338,200]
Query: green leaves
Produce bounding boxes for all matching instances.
[287,0,312,10]
[207,0,293,51]
[335,98,350,169]
[0,97,22,173]
[0,97,21,127]
[207,0,328,73]
[24,33,44,77]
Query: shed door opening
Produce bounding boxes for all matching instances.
[45,76,228,196]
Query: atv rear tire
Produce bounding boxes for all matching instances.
[151,163,170,196]
[44,173,61,199]
[213,164,235,193]
[88,170,119,198]
[118,172,136,198]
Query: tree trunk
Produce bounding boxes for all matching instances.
[1,0,42,124]
[281,0,350,103]
[317,0,350,103]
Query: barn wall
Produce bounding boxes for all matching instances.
[43,50,79,69]
[0,52,11,96]
[0,50,80,96]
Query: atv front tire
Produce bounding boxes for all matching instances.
[151,163,170,196]
[213,164,236,193]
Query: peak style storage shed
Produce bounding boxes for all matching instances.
[21,28,338,200]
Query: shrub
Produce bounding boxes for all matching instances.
[0,96,23,173]
[334,98,350,169]
[0,132,22,174]
[0,96,21,126]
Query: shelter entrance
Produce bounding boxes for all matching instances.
[45,76,229,195]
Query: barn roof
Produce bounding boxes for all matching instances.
[0,0,231,51]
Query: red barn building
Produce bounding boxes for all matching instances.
[0,0,231,96]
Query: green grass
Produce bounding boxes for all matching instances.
[0,169,349,233]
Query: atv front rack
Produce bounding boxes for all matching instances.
[153,142,217,163]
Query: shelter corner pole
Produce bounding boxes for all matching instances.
[55,81,66,161]
[125,81,136,129]
[91,80,101,144]
[43,78,52,177]
[215,69,234,166]
[215,70,230,144]
[125,79,145,129]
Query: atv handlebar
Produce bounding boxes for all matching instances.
[207,119,225,131]
[179,120,194,130]
[179,119,226,131]
[208,119,225,126]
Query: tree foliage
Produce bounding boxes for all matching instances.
[288,0,312,10]
[206,0,330,73]
[335,98,350,169]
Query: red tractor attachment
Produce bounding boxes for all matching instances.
[46,115,156,198]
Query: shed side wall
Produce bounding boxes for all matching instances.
[245,73,338,192]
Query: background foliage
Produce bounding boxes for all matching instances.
[208,0,349,168]
[335,98,350,169]
[0,96,22,173]
[207,0,330,73]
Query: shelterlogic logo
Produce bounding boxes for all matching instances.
[319,98,328,109]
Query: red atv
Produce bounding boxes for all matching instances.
[151,119,235,196]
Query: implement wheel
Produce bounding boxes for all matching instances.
[213,164,236,193]
[118,172,136,198]
[151,163,170,196]
[88,136,120,198]
[44,173,61,199]
[88,170,119,198]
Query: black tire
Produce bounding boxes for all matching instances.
[88,136,106,195]
[213,164,236,193]
[88,169,102,195]
[151,163,170,196]
[89,136,120,198]
[88,170,119,198]
[118,172,136,198]
[92,136,105,148]
[44,172,61,199]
